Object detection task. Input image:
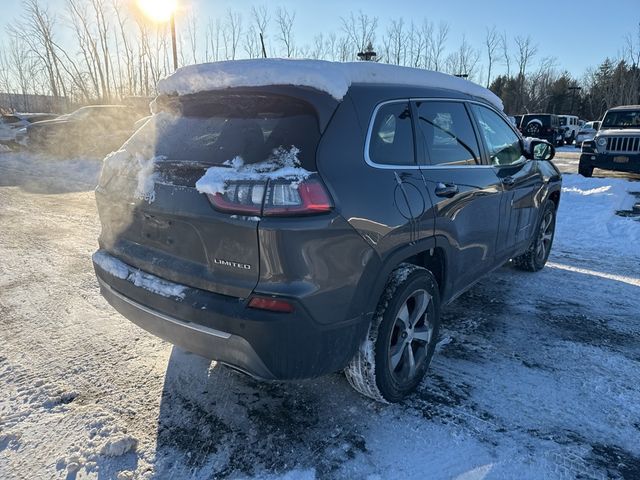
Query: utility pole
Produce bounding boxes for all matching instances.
[171,14,178,71]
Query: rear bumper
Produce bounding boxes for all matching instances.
[579,152,640,174]
[93,250,367,380]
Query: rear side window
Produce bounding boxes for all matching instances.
[368,102,415,166]
[130,94,320,169]
[414,101,480,166]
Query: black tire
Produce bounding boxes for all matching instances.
[513,202,556,272]
[578,162,593,177]
[345,264,441,403]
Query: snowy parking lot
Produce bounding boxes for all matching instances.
[1,151,639,479]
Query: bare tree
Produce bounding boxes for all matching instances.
[500,31,510,77]
[430,21,449,71]
[341,11,378,60]
[222,11,242,60]
[186,11,199,64]
[515,35,538,78]
[275,7,296,58]
[485,26,499,87]
[382,18,407,65]
[251,6,269,56]
[205,18,222,62]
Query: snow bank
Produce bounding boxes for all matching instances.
[92,251,187,299]
[195,146,310,196]
[555,174,640,258]
[157,59,503,110]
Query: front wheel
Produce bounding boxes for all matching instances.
[513,202,557,272]
[345,264,441,403]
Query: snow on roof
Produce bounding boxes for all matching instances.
[157,59,504,110]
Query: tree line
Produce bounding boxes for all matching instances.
[0,0,638,120]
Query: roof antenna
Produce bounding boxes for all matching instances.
[260,32,267,59]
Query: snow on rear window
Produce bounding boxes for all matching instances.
[195,146,310,196]
[157,59,504,110]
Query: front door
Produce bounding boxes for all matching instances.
[469,103,543,262]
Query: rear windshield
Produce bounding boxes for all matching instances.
[522,114,551,126]
[131,93,321,169]
[602,110,640,129]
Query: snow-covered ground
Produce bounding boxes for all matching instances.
[1,151,639,479]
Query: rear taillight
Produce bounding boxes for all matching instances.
[205,176,332,217]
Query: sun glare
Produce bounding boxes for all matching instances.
[136,0,178,23]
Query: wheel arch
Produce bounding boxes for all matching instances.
[359,237,450,323]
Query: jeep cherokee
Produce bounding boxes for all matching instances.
[93,60,562,402]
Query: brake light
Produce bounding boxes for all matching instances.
[205,176,332,217]
[248,296,295,313]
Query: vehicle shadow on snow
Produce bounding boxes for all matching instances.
[148,261,640,479]
[152,347,375,479]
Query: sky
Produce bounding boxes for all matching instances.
[1,0,638,80]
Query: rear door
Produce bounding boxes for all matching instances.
[470,103,543,260]
[412,99,503,297]
[363,100,433,248]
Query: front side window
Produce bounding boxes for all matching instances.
[368,102,415,166]
[471,104,525,166]
[414,101,480,166]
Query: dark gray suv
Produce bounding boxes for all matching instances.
[93,61,561,402]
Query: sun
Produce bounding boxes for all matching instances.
[136,0,178,23]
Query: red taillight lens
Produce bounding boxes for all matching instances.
[248,296,295,313]
[263,178,332,216]
[205,176,332,217]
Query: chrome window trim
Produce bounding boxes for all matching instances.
[364,97,499,170]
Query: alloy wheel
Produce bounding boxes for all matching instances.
[536,210,555,262]
[387,289,433,382]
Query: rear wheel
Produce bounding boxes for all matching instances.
[345,264,441,403]
[513,202,556,272]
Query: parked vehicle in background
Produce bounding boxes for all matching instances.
[0,113,58,143]
[579,105,640,176]
[92,60,562,403]
[521,113,563,145]
[574,121,601,148]
[558,114,580,144]
[26,105,145,156]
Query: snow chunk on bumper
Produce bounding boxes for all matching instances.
[195,146,311,196]
[157,58,504,110]
[93,251,187,300]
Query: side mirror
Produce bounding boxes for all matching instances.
[527,139,555,161]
